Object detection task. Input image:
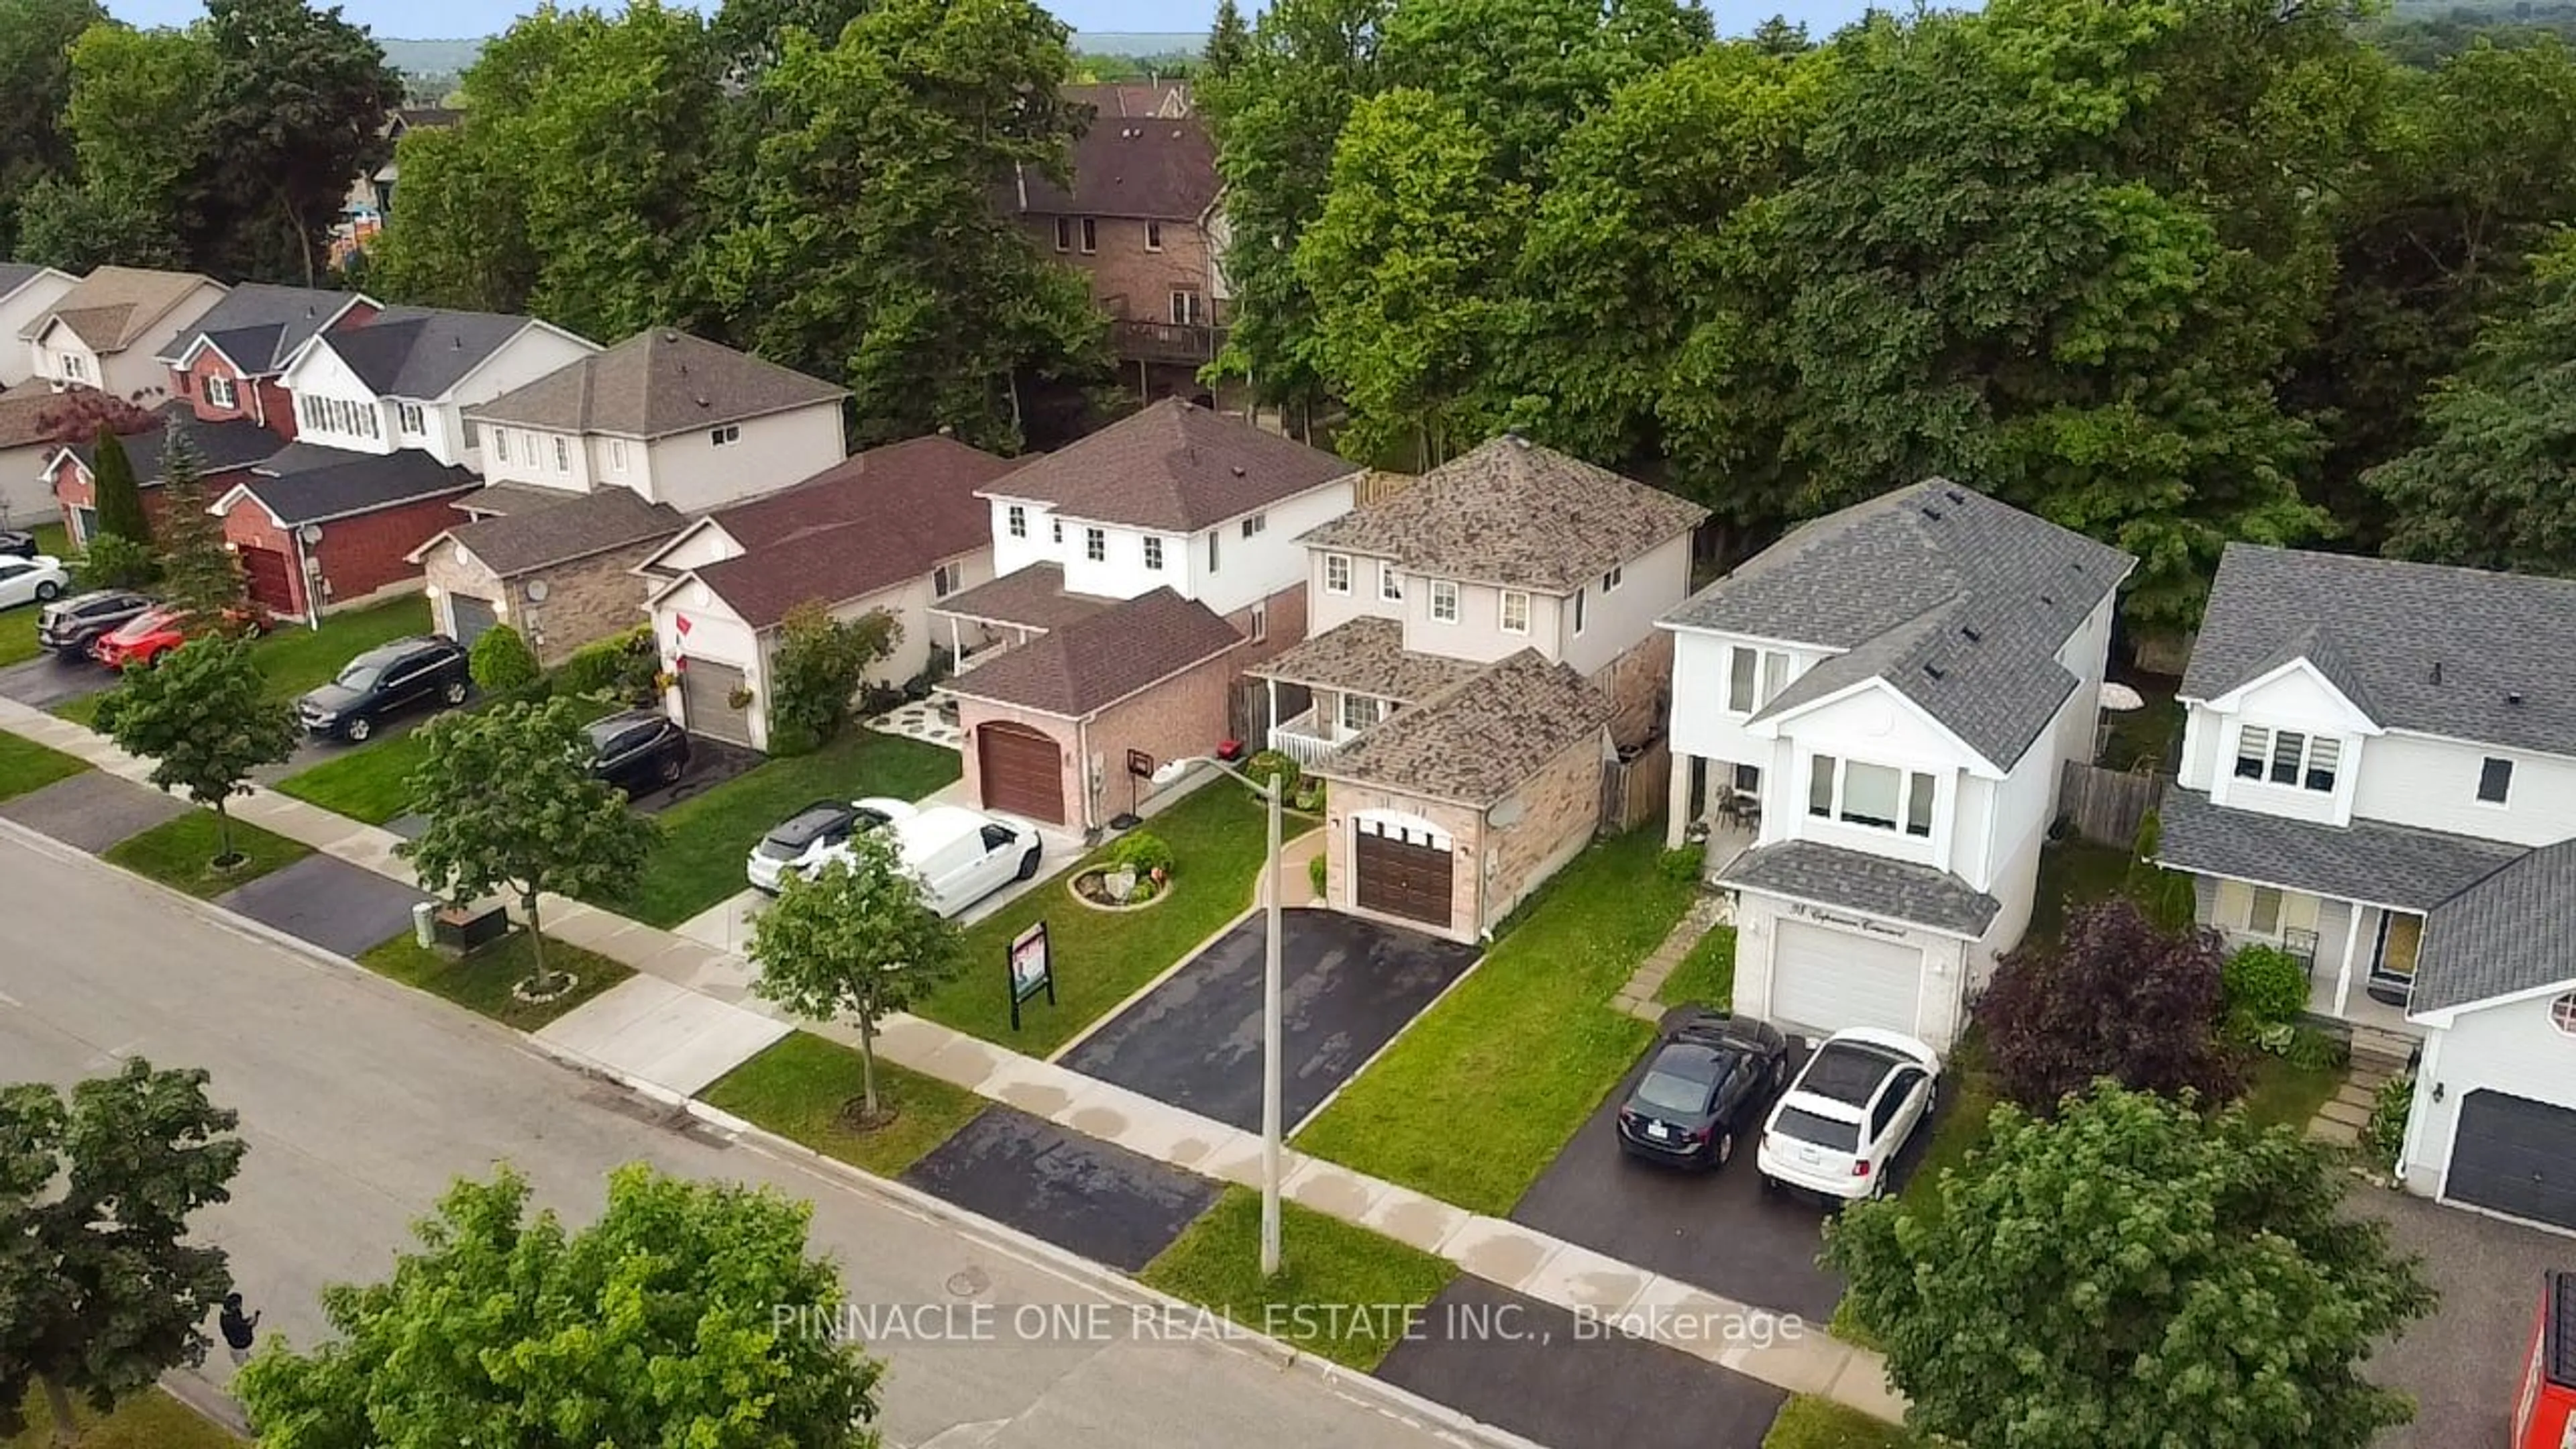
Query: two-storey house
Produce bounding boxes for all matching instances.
[1661,482,2134,1052]
[2155,545,2576,1231]
[0,264,78,388]
[19,266,226,401]
[0,264,82,518]
[410,329,848,661]
[158,282,380,439]
[932,398,1358,831]
[1244,435,1708,943]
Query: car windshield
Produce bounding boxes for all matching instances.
[1633,1068,1712,1117]
[335,661,386,690]
[111,610,180,640]
[1772,1106,1862,1153]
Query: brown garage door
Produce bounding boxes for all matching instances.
[1353,820,1454,928]
[680,659,755,747]
[241,546,297,614]
[977,722,1064,824]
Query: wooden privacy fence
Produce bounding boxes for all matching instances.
[2059,760,2161,847]
[1600,737,1672,835]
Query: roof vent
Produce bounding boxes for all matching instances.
[694,394,710,409]
[661,329,680,343]
[1919,505,1943,521]
[1923,663,1946,681]
[1231,465,1246,477]
[2430,661,2444,686]
[1960,625,1982,643]
[2039,592,2054,607]
[2508,690,2526,706]
[451,335,462,348]
[1944,488,1966,504]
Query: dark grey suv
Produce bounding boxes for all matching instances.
[297,635,472,741]
[36,590,155,657]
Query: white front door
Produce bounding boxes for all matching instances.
[1770,920,1926,1037]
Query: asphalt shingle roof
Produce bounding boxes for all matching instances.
[65,405,280,484]
[466,329,845,438]
[1666,480,2135,771]
[1313,650,1611,806]
[0,264,66,303]
[1718,840,2004,937]
[21,266,219,351]
[984,398,1354,533]
[2181,544,2576,759]
[1012,105,1216,221]
[2154,786,2524,913]
[929,562,1114,633]
[1242,617,1483,703]
[154,283,357,370]
[943,588,1242,718]
[444,488,682,576]
[1297,434,1707,594]
[2413,841,2576,1014]
[235,443,480,525]
[309,307,544,398]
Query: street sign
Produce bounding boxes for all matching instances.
[1008,920,1055,1031]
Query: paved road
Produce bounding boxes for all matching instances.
[0,828,1471,1449]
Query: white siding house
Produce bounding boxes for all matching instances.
[0,266,78,388]
[21,267,227,402]
[277,307,597,470]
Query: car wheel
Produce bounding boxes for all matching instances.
[442,678,468,706]
[1713,1130,1735,1167]
[34,581,58,602]
[657,753,685,784]
[345,715,373,743]
[1016,846,1040,881]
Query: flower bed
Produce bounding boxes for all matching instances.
[1069,865,1172,912]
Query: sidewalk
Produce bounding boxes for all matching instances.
[0,698,1902,1423]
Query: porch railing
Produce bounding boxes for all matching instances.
[1267,705,1344,769]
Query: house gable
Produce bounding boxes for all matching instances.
[2204,656,2384,737]
[1753,674,2001,780]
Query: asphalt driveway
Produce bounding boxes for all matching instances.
[899,1106,1221,1273]
[0,653,113,711]
[0,771,185,853]
[622,735,764,814]
[2361,1190,2575,1448]
[213,855,434,958]
[1059,909,1481,1134]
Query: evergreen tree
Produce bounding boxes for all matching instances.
[150,420,245,621]
[87,424,150,546]
[1206,0,1251,79]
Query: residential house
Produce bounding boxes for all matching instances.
[1008,84,1227,401]
[413,490,682,663]
[1246,435,1707,943]
[345,106,462,222]
[1660,481,2135,1052]
[20,266,226,402]
[2153,545,2576,1231]
[48,408,288,547]
[0,265,79,388]
[0,387,74,523]
[934,398,1358,830]
[156,282,380,438]
[641,436,1016,749]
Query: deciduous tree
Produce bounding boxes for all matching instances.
[1979,897,2241,1113]
[195,0,403,285]
[0,0,107,252]
[763,601,899,753]
[92,635,298,867]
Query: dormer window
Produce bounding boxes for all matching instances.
[2236,726,2337,793]
[205,376,236,409]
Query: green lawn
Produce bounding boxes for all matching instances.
[0,731,87,802]
[913,782,1305,1055]
[2028,838,2134,945]
[7,1387,241,1448]
[1762,1395,1924,1449]
[1895,1035,1998,1221]
[274,694,616,824]
[700,1031,985,1178]
[603,728,961,927]
[101,810,312,898]
[1295,828,1697,1216]
[1656,924,1738,1007]
[56,595,435,730]
[358,928,635,1032]
[2242,1052,2345,1131]
[1138,1187,1459,1371]
[0,522,72,667]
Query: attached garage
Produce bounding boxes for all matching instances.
[240,545,297,614]
[2446,1090,2576,1230]
[1769,921,1927,1038]
[680,659,756,747]
[977,721,1065,824]
[445,592,499,647]
[1352,815,1455,928]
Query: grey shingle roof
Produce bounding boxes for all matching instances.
[1717,840,2003,937]
[1313,650,1611,806]
[984,398,1355,533]
[233,443,480,525]
[311,307,549,398]
[2181,544,2576,759]
[465,329,845,439]
[154,283,358,369]
[1242,616,1483,702]
[930,563,1114,632]
[2154,786,2524,913]
[1297,434,1708,594]
[444,488,682,576]
[2414,841,2576,1014]
[0,264,68,304]
[66,405,280,484]
[1666,480,2135,771]
[943,588,1242,718]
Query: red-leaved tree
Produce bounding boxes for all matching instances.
[38,390,161,444]
[1978,898,2243,1113]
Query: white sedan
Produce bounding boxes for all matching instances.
[745,796,918,893]
[0,555,70,611]
[1756,1028,1941,1203]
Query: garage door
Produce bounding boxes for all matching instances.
[240,547,297,614]
[1352,818,1454,928]
[447,593,499,648]
[2448,1089,2576,1229]
[1770,921,1925,1037]
[977,722,1064,824]
[680,659,755,747]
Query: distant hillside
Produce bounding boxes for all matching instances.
[1073,32,1203,55]
[380,37,485,76]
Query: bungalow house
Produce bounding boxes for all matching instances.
[20,266,226,402]
[640,435,1016,749]
[1248,434,1707,944]
[0,265,78,388]
[2153,545,2576,1232]
[156,282,379,438]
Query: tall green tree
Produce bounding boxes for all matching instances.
[0,0,107,253]
[237,1165,886,1449]
[87,425,151,547]
[367,119,539,312]
[0,1058,246,1448]
[1827,1083,2434,1449]
[60,20,212,267]
[151,422,246,621]
[194,0,402,285]
[92,635,299,867]
[1205,0,1250,79]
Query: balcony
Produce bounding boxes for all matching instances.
[1112,319,1228,366]
[1267,705,1346,769]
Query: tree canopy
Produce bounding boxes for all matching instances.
[93,633,299,865]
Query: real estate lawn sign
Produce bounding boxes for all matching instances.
[1008,921,1055,1032]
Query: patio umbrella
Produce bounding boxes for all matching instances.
[2099,682,2147,712]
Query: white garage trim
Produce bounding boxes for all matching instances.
[1770,919,1929,1038]
[1352,808,1452,851]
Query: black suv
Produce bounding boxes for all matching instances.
[36,590,155,658]
[586,710,691,796]
[297,635,472,741]
[1615,1007,1791,1170]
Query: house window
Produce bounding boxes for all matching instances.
[177,370,193,396]
[1250,600,1267,643]
[495,429,511,463]
[63,353,86,381]
[2478,757,2514,804]
[2235,726,2337,794]
[932,561,961,598]
[463,419,480,447]
[1143,536,1164,571]
[1207,531,1220,571]
[1601,563,1623,593]
[205,376,237,409]
[1240,512,1265,538]
[2233,725,2265,779]
[710,425,741,447]
[1079,217,1098,254]
[1429,579,1459,623]
[2553,991,2576,1038]
[1172,290,1203,326]
[1084,527,1106,563]
[1007,504,1027,539]
[2247,886,2284,936]
[398,401,425,435]
[553,435,570,472]
[1054,217,1072,252]
[1499,589,1529,635]
[1053,518,1064,545]
[1339,693,1382,734]
[1379,564,1402,602]
[1725,647,1791,714]
[1809,756,1935,837]
[1809,755,1836,817]
[608,438,625,471]
[1324,553,1352,594]
[1573,585,1587,635]
[1146,220,1165,252]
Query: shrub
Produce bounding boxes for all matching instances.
[75,531,158,590]
[1105,830,1175,878]
[770,603,900,748]
[2125,810,2200,930]
[1241,749,1299,798]
[2363,1073,2414,1175]
[1308,851,1328,900]
[468,623,543,694]
[1979,898,2242,1113]
[557,626,658,702]
[2222,945,2309,1026]
[1658,844,1707,884]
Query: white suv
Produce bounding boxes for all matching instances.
[1756,1028,1940,1203]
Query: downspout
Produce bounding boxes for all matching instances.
[291,525,320,630]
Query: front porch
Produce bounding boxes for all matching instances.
[2202,880,2428,1042]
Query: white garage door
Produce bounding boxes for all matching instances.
[1770,921,1925,1037]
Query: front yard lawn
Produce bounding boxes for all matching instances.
[54,595,434,730]
[604,728,960,927]
[0,731,87,802]
[7,1387,241,1448]
[101,810,311,898]
[913,781,1303,1055]
[699,1031,985,1178]
[1295,828,1697,1216]
[0,523,71,668]
[358,928,634,1032]
[1656,923,1737,1007]
[1139,1187,1458,1372]
[1762,1396,1923,1449]
[2242,1052,2345,1132]
[275,692,616,824]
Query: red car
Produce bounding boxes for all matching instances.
[90,606,265,670]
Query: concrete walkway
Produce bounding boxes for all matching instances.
[0,698,1902,1424]
[1610,893,1731,1023]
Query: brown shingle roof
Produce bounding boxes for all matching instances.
[930,562,1115,632]
[21,266,221,351]
[1062,82,1193,119]
[1013,110,1217,221]
[466,329,845,439]
[1299,433,1709,594]
[441,488,683,576]
[0,390,62,449]
[1314,651,1611,805]
[987,398,1354,533]
[944,587,1242,718]
[685,436,1012,629]
[1244,617,1482,703]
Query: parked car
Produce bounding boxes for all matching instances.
[1615,1007,1792,1169]
[36,590,154,657]
[745,797,920,894]
[295,636,472,742]
[865,804,1041,918]
[586,710,692,796]
[1756,1028,1940,1203]
[0,555,69,610]
[0,529,36,557]
[89,604,265,670]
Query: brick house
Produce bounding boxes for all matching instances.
[411,490,683,665]
[1006,83,1228,402]
[207,445,482,621]
[48,409,286,547]
[19,266,227,402]
[155,282,380,440]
